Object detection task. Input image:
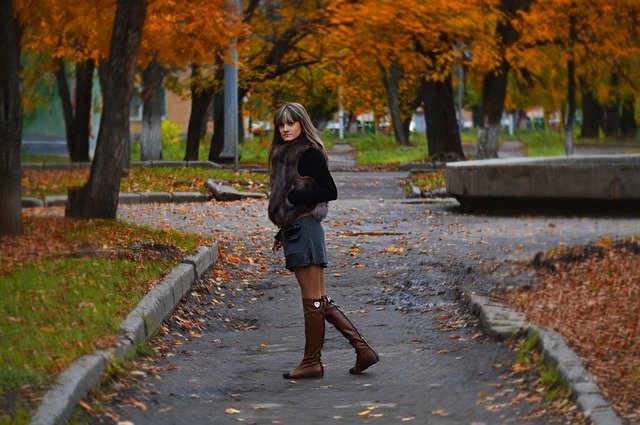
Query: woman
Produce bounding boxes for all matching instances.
[268,102,379,379]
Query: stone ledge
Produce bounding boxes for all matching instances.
[43,195,68,207]
[447,155,640,213]
[22,197,44,207]
[465,293,622,425]
[205,179,268,201]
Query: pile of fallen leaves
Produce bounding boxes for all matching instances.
[0,209,208,276]
[507,237,640,423]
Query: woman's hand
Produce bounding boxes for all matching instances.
[272,239,283,252]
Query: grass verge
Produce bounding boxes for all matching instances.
[322,131,429,166]
[21,167,268,198]
[0,216,208,422]
[404,170,447,194]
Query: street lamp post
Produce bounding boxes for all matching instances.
[220,0,240,170]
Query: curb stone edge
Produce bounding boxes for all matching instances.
[29,243,219,425]
[464,293,622,425]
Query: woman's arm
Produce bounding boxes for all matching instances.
[287,147,338,204]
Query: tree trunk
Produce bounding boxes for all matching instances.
[140,60,165,161]
[379,61,408,145]
[579,82,602,139]
[73,58,95,161]
[346,112,358,133]
[476,0,533,159]
[66,0,146,219]
[476,68,508,159]
[619,96,637,138]
[421,76,464,159]
[0,0,23,236]
[604,74,621,138]
[55,59,77,160]
[564,57,576,156]
[56,58,94,162]
[209,89,225,162]
[209,63,225,162]
[185,64,214,161]
[603,101,620,138]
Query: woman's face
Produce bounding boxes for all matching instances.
[279,120,302,142]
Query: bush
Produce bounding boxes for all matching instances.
[162,120,182,150]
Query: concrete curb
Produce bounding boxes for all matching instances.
[22,160,222,170]
[29,243,219,425]
[21,191,210,209]
[205,179,268,201]
[465,293,622,425]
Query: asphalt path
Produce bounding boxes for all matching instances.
[89,160,638,424]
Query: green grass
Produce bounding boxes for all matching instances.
[0,258,168,391]
[508,131,565,157]
[322,131,430,166]
[239,136,271,165]
[22,128,640,170]
[133,136,272,166]
[515,332,570,402]
[0,218,205,423]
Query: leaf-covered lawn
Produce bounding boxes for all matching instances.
[507,238,640,423]
[0,212,210,421]
[21,168,268,197]
[407,170,446,191]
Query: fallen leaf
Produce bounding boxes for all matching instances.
[431,409,450,417]
[225,408,241,414]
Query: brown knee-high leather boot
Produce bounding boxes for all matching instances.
[283,298,325,379]
[323,296,379,374]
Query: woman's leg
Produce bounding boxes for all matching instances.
[293,265,326,298]
[283,265,327,379]
[323,297,380,374]
[295,266,379,374]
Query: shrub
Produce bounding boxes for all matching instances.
[162,120,182,150]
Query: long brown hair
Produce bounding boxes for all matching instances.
[268,103,326,172]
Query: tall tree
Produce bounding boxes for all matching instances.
[20,0,108,163]
[379,60,408,145]
[231,0,329,158]
[476,0,533,159]
[0,0,23,236]
[325,0,483,155]
[184,64,215,161]
[421,76,464,159]
[139,0,242,162]
[66,0,147,218]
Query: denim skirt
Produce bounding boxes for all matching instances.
[281,215,328,271]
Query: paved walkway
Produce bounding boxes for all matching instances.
[87,149,639,424]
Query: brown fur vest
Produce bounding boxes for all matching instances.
[268,138,328,228]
